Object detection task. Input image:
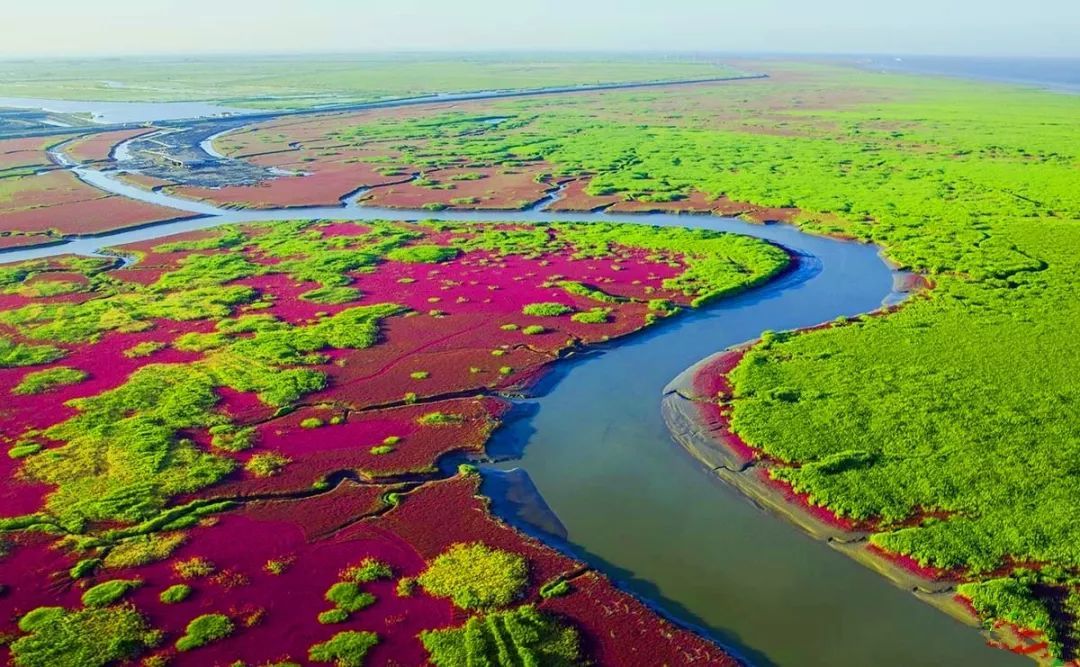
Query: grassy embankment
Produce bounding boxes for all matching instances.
[323,62,1080,657]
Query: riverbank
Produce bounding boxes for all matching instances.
[660,273,1056,661]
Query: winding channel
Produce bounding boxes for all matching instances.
[2,157,1024,666]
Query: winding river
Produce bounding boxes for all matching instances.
[1,156,1024,666]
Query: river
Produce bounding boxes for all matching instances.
[0,152,1025,666]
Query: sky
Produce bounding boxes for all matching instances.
[2,0,1077,59]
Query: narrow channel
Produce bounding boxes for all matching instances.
[2,157,1024,666]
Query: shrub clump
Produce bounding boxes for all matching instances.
[521,302,573,317]
[308,631,379,667]
[80,579,142,607]
[571,308,611,324]
[159,584,192,604]
[417,412,464,426]
[385,244,460,264]
[245,452,291,477]
[122,341,165,359]
[0,336,65,368]
[343,558,393,583]
[12,367,87,395]
[417,542,528,610]
[325,582,376,613]
[104,532,187,568]
[420,605,580,666]
[521,325,546,335]
[175,613,234,652]
[10,604,161,667]
[173,557,215,580]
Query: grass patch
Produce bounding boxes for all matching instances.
[420,605,580,666]
[385,244,460,264]
[80,579,142,607]
[417,542,527,610]
[159,584,192,604]
[521,302,573,317]
[10,604,160,667]
[308,630,378,667]
[175,613,233,652]
[12,367,87,395]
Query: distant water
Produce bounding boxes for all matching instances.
[858,55,1080,93]
[0,97,258,124]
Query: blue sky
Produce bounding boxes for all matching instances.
[3,0,1077,58]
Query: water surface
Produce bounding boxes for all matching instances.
[0,96,259,123]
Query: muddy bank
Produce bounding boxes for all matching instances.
[657,280,1046,660]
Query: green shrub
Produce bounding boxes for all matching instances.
[385,245,460,264]
[324,582,375,613]
[10,605,160,667]
[539,578,572,598]
[11,367,86,395]
[521,325,546,335]
[420,606,580,666]
[958,578,1057,645]
[521,302,573,317]
[104,533,187,568]
[173,557,215,580]
[558,280,622,303]
[300,286,362,305]
[369,445,394,455]
[245,452,290,477]
[8,444,41,459]
[308,631,378,667]
[0,336,65,368]
[69,558,100,579]
[209,425,256,452]
[317,609,349,625]
[410,371,430,379]
[300,417,325,429]
[417,542,527,610]
[122,341,165,359]
[396,577,416,597]
[80,579,142,607]
[175,614,234,652]
[417,412,464,426]
[159,584,192,604]
[570,308,610,324]
[344,558,393,583]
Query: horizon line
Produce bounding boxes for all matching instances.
[1,49,1078,62]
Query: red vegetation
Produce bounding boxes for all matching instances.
[61,129,154,164]
[550,177,803,222]
[169,162,411,209]
[756,469,862,532]
[866,543,958,582]
[0,169,195,238]
[0,136,68,171]
[358,166,554,211]
[541,571,740,666]
[0,219,746,665]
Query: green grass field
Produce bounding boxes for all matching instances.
[0,54,743,109]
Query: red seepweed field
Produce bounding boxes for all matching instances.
[0,216,787,666]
